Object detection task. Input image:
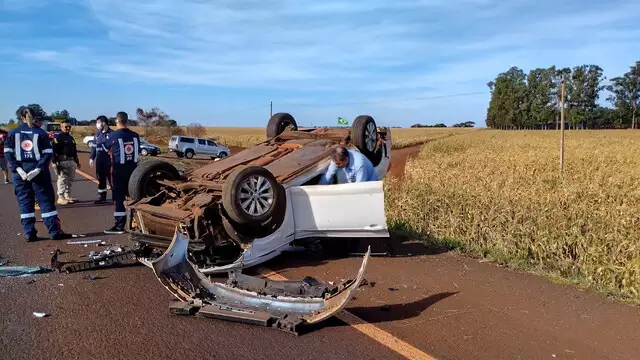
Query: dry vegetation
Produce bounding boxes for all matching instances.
[389,127,480,149]
[385,130,640,301]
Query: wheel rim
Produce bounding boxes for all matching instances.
[141,149,148,155]
[142,170,173,197]
[238,175,273,217]
[365,121,377,152]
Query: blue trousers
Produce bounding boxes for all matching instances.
[95,155,112,194]
[111,166,135,228]
[13,166,62,239]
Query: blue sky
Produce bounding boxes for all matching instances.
[1,0,639,127]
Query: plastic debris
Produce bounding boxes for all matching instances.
[32,312,49,318]
[0,266,51,277]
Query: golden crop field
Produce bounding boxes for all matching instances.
[385,130,640,301]
[72,125,475,149]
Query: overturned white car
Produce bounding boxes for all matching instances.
[126,113,392,274]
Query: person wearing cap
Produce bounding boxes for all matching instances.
[3,106,73,241]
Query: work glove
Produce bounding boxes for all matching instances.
[89,159,94,168]
[16,167,28,181]
[26,168,42,181]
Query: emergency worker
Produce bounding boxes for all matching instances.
[4,107,72,241]
[89,115,113,204]
[52,121,80,204]
[103,111,140,234]
[0,128,9,184]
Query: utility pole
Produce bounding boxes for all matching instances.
[560,75,566,174]
[270,101,273,118]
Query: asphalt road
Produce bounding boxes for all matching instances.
[0,151,639,360]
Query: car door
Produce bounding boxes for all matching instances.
[206,140,219,156]
[288,181,389,239]
[197,139,209,156]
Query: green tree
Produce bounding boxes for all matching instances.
[566,65,606,129]
[606,61,640,129]
[486,67,528,129]
[15,104,47,120]
[525,67,556,129]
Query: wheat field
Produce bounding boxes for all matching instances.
[385,130,640,301]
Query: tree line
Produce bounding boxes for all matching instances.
[486,61,640,130]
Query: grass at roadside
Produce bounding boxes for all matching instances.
[384,130,640,303]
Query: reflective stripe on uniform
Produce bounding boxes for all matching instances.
[118,138,125,164]
[97,188,107,193]
[4,148,13,153]
[14,133,21,161]
[114,212,127,217]
[33,133,40,161]
[41,210,59,218]
[42,149,53,154]
[133,137,139,163]
[20,213,36,219]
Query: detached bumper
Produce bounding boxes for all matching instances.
[151,227,370,334]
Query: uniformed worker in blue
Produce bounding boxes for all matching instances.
[89,115,113,204]
[318,145,378,185]
[102,111,140,234]
[4,107,73,241]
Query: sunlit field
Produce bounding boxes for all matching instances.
[385,130,640,301]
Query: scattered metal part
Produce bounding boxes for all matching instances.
[152,228,370,335]
[32,312,49,318]
[66,239,103,245]
[388,287,400,292]
[51,246,148,273]
[0,266,51,277]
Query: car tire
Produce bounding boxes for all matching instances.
[350,115,383,167]
[140,148,149,156]
[176,152,184,158]
[222,165,286,227]
[218,151,228,158]
[266,113,298,138]
[184,149,195,159]
[87,140,95,148]
[128,159,180,201]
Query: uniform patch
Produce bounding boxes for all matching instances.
[124,144,134,154]
[21,140,33,151]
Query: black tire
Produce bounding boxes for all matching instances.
[87,140,95,148]
[222,165,286,226]
[184,149,195,159]
[266,113,298,138]
[176,152,184,158]
[140,148,149,156]
[350,115,383,167]
[128,159,180,201]
[218,151,228,158]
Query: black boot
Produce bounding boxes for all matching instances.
[104,225,125,235]
[51,232,74,240]
[94,192,107,204]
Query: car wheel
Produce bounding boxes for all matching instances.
[128,159,180,201]
[87,140,95,148]
[140,148,149,156]
[266,113,298,138]
[218,152,228,158]
[176,152,184,158]
[222,165,286,227]
[350,115,383,167]
[184,149,195,159]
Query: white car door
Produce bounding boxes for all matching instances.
[206,140,220,156]
[288,181,389,239]
[197,139,209,156]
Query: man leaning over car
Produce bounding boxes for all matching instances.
[318,145,377,185]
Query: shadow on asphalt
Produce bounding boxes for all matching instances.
[58,202,113,209]
[261,233,453,273]
[296,292,458,335]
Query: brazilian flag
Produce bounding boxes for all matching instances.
[337,117,349,126]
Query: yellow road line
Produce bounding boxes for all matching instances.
[76,169,99,185]
[75,168,436,360]
[257,267,437,360]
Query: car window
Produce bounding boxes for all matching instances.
[180,137,195,143]
[207,140,216,147]
[198,139,206,145]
